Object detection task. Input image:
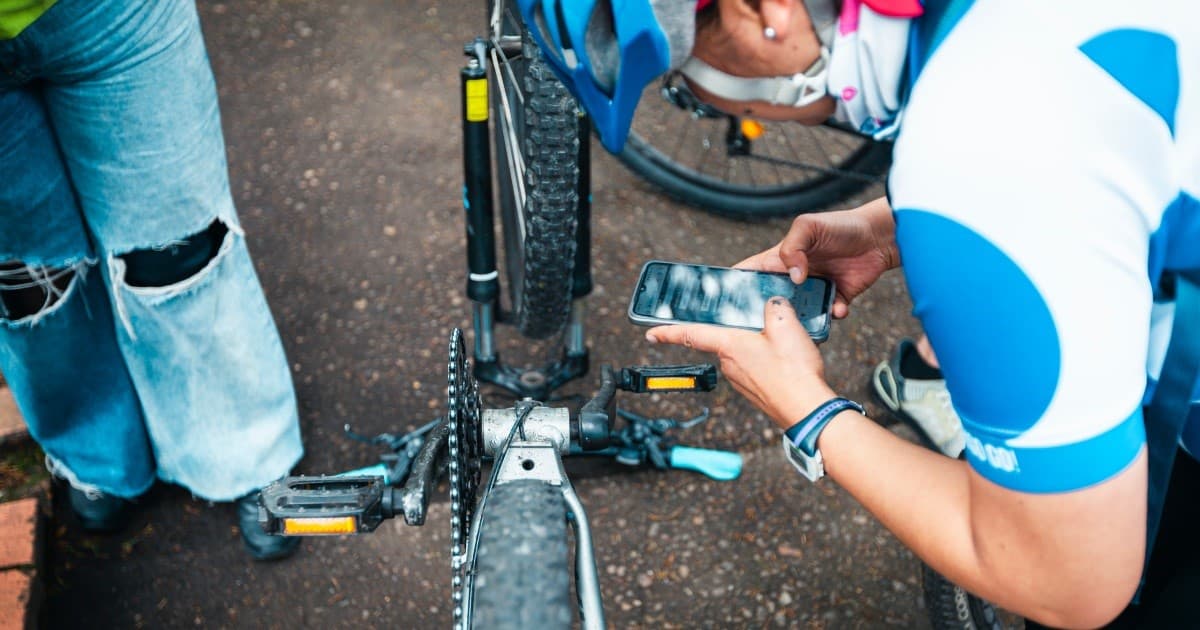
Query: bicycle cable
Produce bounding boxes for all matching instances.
[456,397,540,630]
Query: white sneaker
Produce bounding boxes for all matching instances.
[872,339,965,458]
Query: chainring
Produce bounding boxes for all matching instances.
[447,328,483,625]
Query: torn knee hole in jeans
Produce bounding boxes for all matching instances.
[0,259,88,322]
[119,220,230,289]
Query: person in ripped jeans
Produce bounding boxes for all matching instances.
[0,0,302,560]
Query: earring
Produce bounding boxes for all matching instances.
[763,26,777,40]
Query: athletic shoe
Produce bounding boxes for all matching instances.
[68,486,133,533]
[237,491,301,561]
[872,339,965,458]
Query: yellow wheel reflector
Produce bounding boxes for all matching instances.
[282,516,357,535]
[645,376,698,391]
[740,119,765,140]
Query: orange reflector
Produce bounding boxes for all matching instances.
[282,516,357,535]
[740,119,765,140]
[645,376,698,390]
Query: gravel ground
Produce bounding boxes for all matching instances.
[40,1,947,628]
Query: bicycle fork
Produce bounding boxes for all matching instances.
[460,40,593,400]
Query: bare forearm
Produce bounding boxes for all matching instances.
[815,410,1145,627]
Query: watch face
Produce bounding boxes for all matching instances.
[782,437,823,482]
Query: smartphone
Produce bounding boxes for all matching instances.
[628,260,835,342]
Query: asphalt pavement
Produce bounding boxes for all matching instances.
[43,1,933,627]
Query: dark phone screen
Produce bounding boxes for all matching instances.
[631,262,832,333]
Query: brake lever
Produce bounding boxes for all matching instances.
[343,417,440,452]
[677,408,710,429]
[644,439,669,470]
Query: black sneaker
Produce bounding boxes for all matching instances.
[237,491,301,561]
[68,486,133,533]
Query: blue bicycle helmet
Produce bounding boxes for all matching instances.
[515,0,700,153]
[516,0,847,154]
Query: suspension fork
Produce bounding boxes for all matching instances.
[565,113,593,357]
[461,42,501,365]
[459,40,592,399]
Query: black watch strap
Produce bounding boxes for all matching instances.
[784,397,864,455]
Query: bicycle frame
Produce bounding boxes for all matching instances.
[461,402,606,629]
[258,349,737,629]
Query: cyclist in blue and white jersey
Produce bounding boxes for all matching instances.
[518,0,1200,626]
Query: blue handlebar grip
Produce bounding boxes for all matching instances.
[334,464,390,485]
[668,446,743,481]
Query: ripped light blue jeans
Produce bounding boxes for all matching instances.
[0,0,302,501]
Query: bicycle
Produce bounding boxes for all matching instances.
[463,6,997,626]
[464,0,891,401]
[258,327,743,629]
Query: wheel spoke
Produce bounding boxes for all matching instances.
[681,113,705,175]
[616,35,892,215]
[740,152,883,183]
[780,129,817,185]
[491,49,528,245]
[755,124,786,186]
[804,124,836,168]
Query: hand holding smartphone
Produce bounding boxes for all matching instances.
[627,260,836,342]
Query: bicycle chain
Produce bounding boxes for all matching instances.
[447,328,483,627]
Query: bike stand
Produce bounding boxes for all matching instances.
[459,39,593,401]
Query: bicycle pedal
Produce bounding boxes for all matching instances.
[258,476,393,536]
[619,364,718,393]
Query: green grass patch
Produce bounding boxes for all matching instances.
[0,440,48,503]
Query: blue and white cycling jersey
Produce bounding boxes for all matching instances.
[889,0,1200,493]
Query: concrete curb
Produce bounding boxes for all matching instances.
[0,382,38,630]
[0,498,43,630]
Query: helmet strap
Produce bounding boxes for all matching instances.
[678,47,831,109]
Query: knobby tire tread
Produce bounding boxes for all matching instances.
[495,35,580,339]
[922,563,1005,630]
[470,480,572,629]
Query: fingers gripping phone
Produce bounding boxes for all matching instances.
[628,260,836,342]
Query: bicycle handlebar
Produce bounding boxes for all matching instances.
[258,363,737,537]
[576,364,616,451]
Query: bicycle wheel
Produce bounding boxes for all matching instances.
[618,79,892,220]
[922,563,1012,630]
[488,1,582,339]
[469,480,572,629]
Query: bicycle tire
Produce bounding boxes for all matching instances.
[618,81,893,219]
[490,5,581,339]
[922,563,1008,630]
[469,480,572,629]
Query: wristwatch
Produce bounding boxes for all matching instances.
[782,397,865,482]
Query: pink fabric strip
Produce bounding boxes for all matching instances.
[839,0,863,35]
[864,0,924,18]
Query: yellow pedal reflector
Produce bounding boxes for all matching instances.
[282,516,357,535]
[740,119,765,140]
[645,376,698,391]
